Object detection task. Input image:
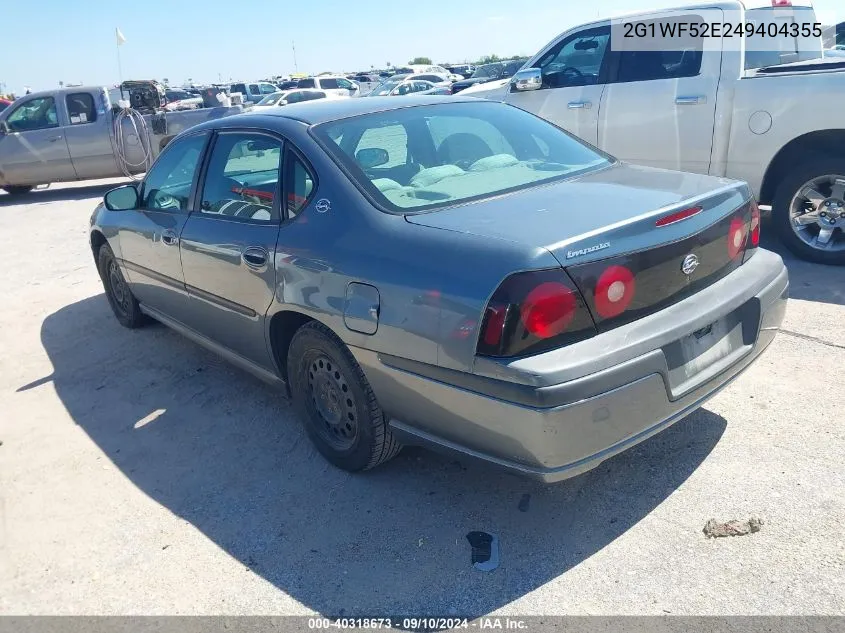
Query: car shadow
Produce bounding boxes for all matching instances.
[31,295,727,616]
[0,181,130,207]
[760,214,845,306]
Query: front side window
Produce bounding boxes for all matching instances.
[260,83,277,94]
[314,102,611,212]
[141,133,208,211]
[199,133,282,222]
[66,93,96,125]
[536,27,611,88]
[6,97,59,132]
[336,78,354,89]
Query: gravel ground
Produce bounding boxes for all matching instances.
[0,179,843,616]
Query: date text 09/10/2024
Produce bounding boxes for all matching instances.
[307,617,529,630]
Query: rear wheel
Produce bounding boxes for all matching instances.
[2,185,34,195]
[772,157,845,265]
[287,321,401,472]
[97,243,147,328]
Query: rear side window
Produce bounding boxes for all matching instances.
[416,74,442,82]
[200,133,282,222]
[66,92,96,124]
[231,84,247,94]
[284,151,316,218]
[614,16,703,82]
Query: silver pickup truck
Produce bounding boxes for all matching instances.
[0,85,244,194]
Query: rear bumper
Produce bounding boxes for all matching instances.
[353,249,788,483]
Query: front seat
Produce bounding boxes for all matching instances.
[436,133,494,168]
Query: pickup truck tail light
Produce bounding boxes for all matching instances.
[477,269,597,358]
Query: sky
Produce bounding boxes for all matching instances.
[2,0,843,93]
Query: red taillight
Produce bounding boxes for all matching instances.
[594,265,636,318]
[655,206,702,227]
[727,216,747,259]
[750,199,761,247]
[477,270,596,358]
[520,282,577,338]
[772,0,791,6]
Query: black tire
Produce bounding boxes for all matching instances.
[2,185,34,195]
[97,243,147,328]
[287,321,401,472]
[772,156,845,266]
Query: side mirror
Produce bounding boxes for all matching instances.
[104,184,139,211]
[355,147,389,169]
[278,100,288,106]
[511,68,542,92]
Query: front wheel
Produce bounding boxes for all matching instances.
[97,243,147,328]
[287,321,401,472]
[2,185,34,195]
[772,157,845,265]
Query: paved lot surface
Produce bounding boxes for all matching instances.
[1,179,844,615]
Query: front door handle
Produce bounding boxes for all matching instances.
[161,230,179,246]
[242,246,268,269]
[567,101,592,109]
[676,96,706,105]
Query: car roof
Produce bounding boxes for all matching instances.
[225,95,480,126]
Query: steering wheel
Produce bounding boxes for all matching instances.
[561,66,584,79]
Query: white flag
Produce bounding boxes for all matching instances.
[116,27,127,46]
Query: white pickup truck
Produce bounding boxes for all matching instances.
[471,0,845,264]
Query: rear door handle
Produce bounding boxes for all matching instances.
[567,101,592,109]
[47,135,63,142]
[161,230,179,246]
[242,246,268,269]
[675,96,706,105]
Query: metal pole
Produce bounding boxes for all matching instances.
[117,43,123,85]
[292,41,298,73]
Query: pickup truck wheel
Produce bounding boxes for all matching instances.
[2,185,34,195]
[97,243,147,328]
[773,158,845,265]
[287,321,401,472]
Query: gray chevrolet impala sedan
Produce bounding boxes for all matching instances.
[89,96,788,482]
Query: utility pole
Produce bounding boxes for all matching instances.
[292,41,299,73]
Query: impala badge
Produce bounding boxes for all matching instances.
[681,253,700,275]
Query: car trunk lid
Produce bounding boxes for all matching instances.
[406,162,755,332]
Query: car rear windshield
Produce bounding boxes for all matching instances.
[312,101,611,213]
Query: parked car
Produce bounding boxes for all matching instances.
[296,76,359,97]
[229,81,279,104]
[0,98,11,112]
[366,79,440,96]
[90,96,786,481]
[164,89,203,111]
[475,1,845,264]
[253,89,331,107]
[451,59,527,93]
[445,64,475,79]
